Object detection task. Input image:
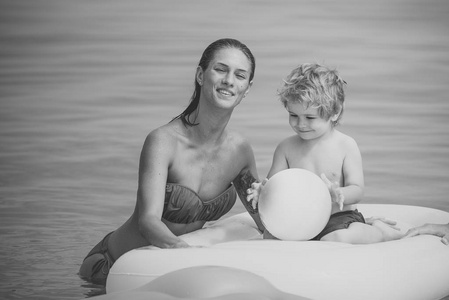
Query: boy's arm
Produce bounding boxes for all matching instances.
[266,142,289,178]
[245,142,289,210]
[340,137,364,205]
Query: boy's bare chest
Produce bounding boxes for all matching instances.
[287,148,344,182]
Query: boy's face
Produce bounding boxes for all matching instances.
[285,101,333,140]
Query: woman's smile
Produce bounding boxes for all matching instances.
[216,88,234,97]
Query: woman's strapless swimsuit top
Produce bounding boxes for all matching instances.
[162,183,237,224]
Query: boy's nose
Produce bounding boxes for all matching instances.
[298,118,307,128]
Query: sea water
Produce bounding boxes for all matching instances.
[1,0,448,299]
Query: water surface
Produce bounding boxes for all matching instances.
[1,0,448,299]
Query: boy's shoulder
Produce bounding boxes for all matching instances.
[278,135,301,146]
[278,131,359,148]
[334,130,358,144]
[274,135,303,153]
[332,130,360,153]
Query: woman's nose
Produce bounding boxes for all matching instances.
[222,73,234,86]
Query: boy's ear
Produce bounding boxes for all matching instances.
[331,104,344,122]
[331,114,339,122]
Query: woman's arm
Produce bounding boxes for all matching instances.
[136,129,189,248]
[404,223,449,245]
[232,141,265,231]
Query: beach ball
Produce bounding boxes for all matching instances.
[258,168,331,241]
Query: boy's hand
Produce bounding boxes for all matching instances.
[321,173,344,210]
[366,216,400,231]
[246,178,268,210]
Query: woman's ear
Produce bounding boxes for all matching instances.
[196,66,204,86]
[243,80,253,98]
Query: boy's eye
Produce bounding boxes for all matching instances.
[236,73,246,80]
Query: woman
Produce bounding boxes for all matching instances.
[79,38,264,283]
[404,223,449,245]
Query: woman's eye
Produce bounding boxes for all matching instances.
[236,73,246,80]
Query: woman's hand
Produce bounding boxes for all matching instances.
[171,239,191,248]
[321,174,344,210]
[263,229,278,240]
[146,240,193,250]
[403,223,449,245]
[246,178,268,210]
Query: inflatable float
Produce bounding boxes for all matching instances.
[91,204,449,300]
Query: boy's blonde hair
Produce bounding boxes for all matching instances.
[278,63,346,126]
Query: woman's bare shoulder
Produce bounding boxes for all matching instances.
[143,122,183,154]
[224,130,255,164]
[226,129,251,147]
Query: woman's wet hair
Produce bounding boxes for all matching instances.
[172,38,256,126]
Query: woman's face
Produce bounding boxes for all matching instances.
[197,47,252,109]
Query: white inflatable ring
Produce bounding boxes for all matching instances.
[92,266,308,300]
[99,204,449,300]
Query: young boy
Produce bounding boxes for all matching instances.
[248,63,402,243]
